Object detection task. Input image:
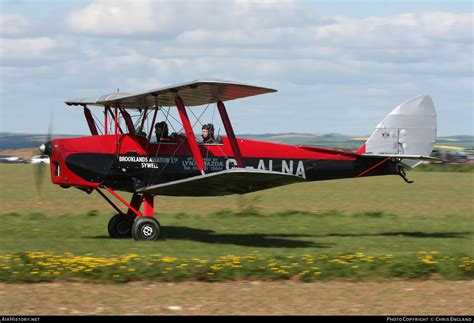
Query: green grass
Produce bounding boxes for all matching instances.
[0,210,472,282]
[412,163,474,173]
[0,165,473,282]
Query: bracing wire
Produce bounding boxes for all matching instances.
[146,104,174,186]
[191,103,211,129]
[203,103,217,168]
[159,106,180,134]
[91,111,104,135]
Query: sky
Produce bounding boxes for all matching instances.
[0,0,472,136]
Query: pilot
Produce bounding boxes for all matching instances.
[201,123,216,144]
[155,121,170,141]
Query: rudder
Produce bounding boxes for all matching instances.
[363,95,437,169]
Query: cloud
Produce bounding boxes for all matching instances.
[1,2,472,136]
[160,10,473,86]
[0,34,86,68]
[233,0,296,11]
[67,0,313,36]
[0,14,31,36]
[174,11,472,52]
[0,11,66,39]
[420,11,473,42]
[67,0,225,36]
[67,0,158,36]
[0,37,57,60]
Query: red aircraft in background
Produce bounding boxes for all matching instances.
[39,80,438,241]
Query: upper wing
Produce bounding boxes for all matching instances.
[65,79,276,109]
[137,168,305,196]
[64,93,132,107]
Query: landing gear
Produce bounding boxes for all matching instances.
[132,217,161,241]
[108,214,133,238]
[99,189,160,241]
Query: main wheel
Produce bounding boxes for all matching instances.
[108,214,133,238]
[132,217,161,241]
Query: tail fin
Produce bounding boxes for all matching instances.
[362,95,437,169]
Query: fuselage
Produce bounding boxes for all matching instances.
[48,134,398,195]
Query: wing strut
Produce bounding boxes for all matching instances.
[217,101,245,168]
[104,106,109,135]
[83,106,99,136]
[146,96,159,148]
[119,106,136,137]
[175,95,205,174]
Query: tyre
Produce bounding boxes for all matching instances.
[108,213,133,238]
[132,217,161,241]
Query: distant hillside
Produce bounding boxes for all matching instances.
[435,136,474,151]
[240,133,365,150]
[240,133,474,151]
[0,133,79,150]
[0,132,472,151]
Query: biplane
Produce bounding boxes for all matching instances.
[39,80,438,240]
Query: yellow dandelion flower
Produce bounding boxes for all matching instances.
[162,257,177,263]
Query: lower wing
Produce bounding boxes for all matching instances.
[137,168,305,196]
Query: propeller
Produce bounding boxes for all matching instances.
[34,115,53,195]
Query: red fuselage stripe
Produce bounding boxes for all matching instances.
[356,157,389,177]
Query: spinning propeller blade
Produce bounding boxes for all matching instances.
[33,159,47,194]
[34,114,53,195]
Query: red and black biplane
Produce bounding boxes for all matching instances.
[40,80,438,240]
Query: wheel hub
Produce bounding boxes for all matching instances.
[142,225,154,237]
[116,221,130,235]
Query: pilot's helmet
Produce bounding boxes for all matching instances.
[202,123,214,135]
[155,122,169,136]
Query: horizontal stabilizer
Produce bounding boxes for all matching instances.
[362,153,442,162]
[137,168,305,196]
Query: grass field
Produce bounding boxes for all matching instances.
[0,164,473,283]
